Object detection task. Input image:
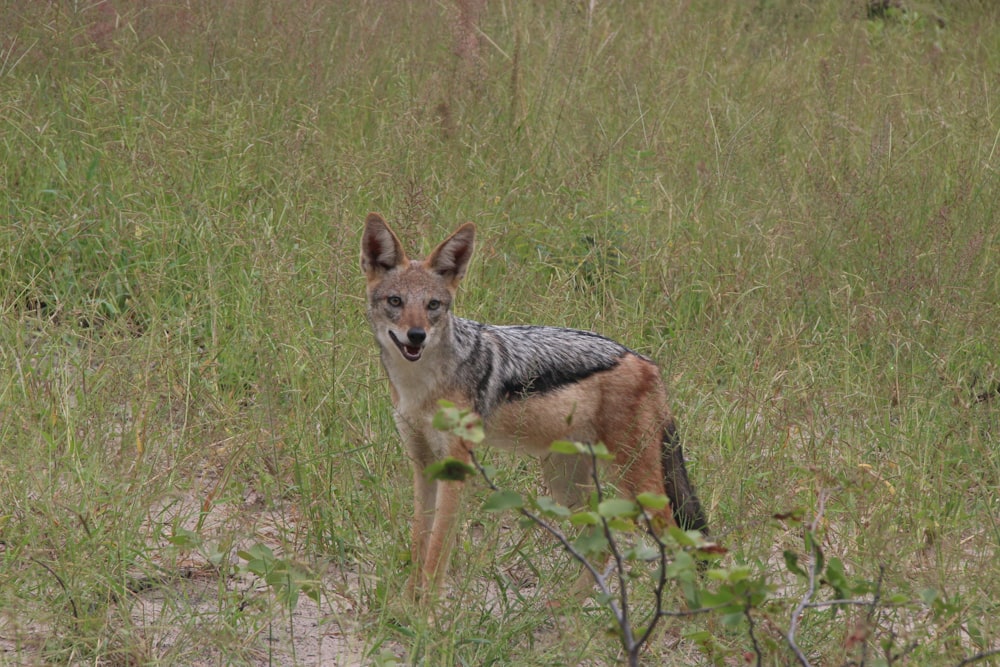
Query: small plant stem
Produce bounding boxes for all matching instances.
[860,565,885,666]
[787,489,831,667]
[636,512,669,648]
[30,557,78,621]
[584,445,639,660]
[957,647,1000,666]
[466,450,622,616]
[745,601,763,667]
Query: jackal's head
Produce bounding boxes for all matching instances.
[361,213,475,363]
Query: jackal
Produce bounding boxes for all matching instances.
[361,213,707,592]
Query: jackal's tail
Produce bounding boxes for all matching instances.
[661,421,709,534]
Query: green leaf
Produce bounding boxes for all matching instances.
[804,529,824,573]
[535,496,571,518]
[682,629,712,643]
[432,405,459,430]
[784,550,807,578]
[240,542,275,562]
[699,588,740,609]
[825,556,845,578]
[431,403,485,443]
[167,527,202,549]
[598,498,639,519]
[425,457,475,481]
[301,579,321,604]
[372,650,401,667]
[667,525,697,547]
[666,550,696,580]
[570,511,600,526]
[721,611,745,627]
[625,544,660,561]
[824,557,849,597]
[594,591,615,606]
[607,517,636,532]
[574,527,609,555]
[456,413,485,443]
[549,440,584,455]
[587,490,601,511]
[239,543,276,577]
[482,490,523,512]
[636,492,670,510]
[588,442,614,460]
[206,544,226,567]
[681,578,701,608]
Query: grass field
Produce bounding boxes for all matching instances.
[1,1,998,665]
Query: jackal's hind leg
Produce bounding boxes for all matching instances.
[540,452,611,599]
[540,454,593,509]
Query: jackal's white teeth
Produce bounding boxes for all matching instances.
[389,330,423,361]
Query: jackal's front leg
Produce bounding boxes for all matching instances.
[403,428,439,597]
[411,437,473,594]
[407,465,437,596]
[421,478,464,590]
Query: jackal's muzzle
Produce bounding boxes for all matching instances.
[390,328,425,362]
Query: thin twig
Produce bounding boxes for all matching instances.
[635,510,669,649]
[859,565,885,666]
[30,557,78,621]
[787,488,832,667]
[957,647,1000,666]
[467,449,623,622]
[585,444,636,655]
[887,640,919,665]
[745,601,763,667]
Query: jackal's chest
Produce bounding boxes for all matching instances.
[388,381,463,460]
[383,356,453,417]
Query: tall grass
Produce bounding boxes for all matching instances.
[1,1,998,664]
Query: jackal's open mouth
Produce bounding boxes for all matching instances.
[389,331,423,362]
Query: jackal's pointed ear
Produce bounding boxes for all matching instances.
[426,222,475,285]
[361,213,407,277]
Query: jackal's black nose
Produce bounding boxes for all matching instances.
[406,328,426,345]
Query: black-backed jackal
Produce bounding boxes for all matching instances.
[361,213,707,593]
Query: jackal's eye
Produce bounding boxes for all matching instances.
[427,299,441,311]
[387,296,403,308]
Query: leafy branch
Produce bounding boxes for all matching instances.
[430,401,726,667]
[429,402,997,666]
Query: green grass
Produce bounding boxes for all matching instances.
[1,1,998,664]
